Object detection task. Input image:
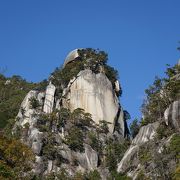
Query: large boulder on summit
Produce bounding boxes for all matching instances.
[63,49,80,68]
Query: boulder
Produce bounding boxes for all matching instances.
[63,49,80,68]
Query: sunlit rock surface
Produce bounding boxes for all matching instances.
[164,100,180,131]
[63,49,80,68]
[16,90,38,126]
[117,122,159,173]
[43,82,56,113]
[63,69,123,133]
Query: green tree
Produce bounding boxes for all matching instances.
[86,169,101,180]
[0,134,35,178]
[29,97,40,109]
[130,119,140,138]
[65,126,84,152]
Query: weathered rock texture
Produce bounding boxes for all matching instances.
[43,82,56,113]
[117,122,159,174]
[63,49,80,67]
[164,100,180,131]
[16,90,39,126]
[118,99,180,179]
[63,70,123,133]
[13,49,127,178]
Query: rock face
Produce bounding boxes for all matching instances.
[13,49,128,178]
[14,90,44,156]
[63,70,123,133]
[58,144,98,171]
[117,122,159,174]
[43,82,56,114]
[164,100,180,131]
[16,90,38,126]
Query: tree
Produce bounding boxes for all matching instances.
[86,169,101,180]
[29,97,40,109]
[65,126,84,152]
[99,120,111,133]
[130,119,140,138]
[123,110,131,121]
[0,134,35,178]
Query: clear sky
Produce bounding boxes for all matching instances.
[0,0,180,122]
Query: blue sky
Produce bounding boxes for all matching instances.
[0,0,180,122]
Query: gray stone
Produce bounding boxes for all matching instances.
[33,156,46,174]
[63,49,81,68]
[117,122,159,173]
[58,144,98,171]
[164,100,180,131]
[75,144,98,170]
[43,82,56,114]
[132,122,159,145]
[64,69,124,133]
[37,92,45,106]
[30,129,43,155]
[16,90,38,127]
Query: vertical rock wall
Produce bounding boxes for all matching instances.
[43,82,56,114]
[64,69,124,134]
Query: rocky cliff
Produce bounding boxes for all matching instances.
[117,62,180,180]
[13,48,129,179]
[11,51,180,179]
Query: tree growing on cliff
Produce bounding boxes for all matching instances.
[130,118,140,138]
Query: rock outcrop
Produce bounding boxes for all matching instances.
[164,100,180,131]
[16,90,39,127]
[63,49,80,67]
[117,122,159,174]
[43,82,56,114]
[63,69,123,133]
[117,100,180,179]
[13,49,127,178]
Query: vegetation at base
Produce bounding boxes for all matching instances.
[105,139,130,172]
[0,74,35,129]
[65,126,84,152]
[88,131,102,153]
[169,134,180,160]
[107,171,131,180]
[136,170,149,180]
[172,164,180,180]
[40,168,131,180]
[0,133,35,179]
[139,144,152,164]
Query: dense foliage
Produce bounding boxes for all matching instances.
[0,133,35,179]
[141,63,180,125]
[0,74,35,129]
